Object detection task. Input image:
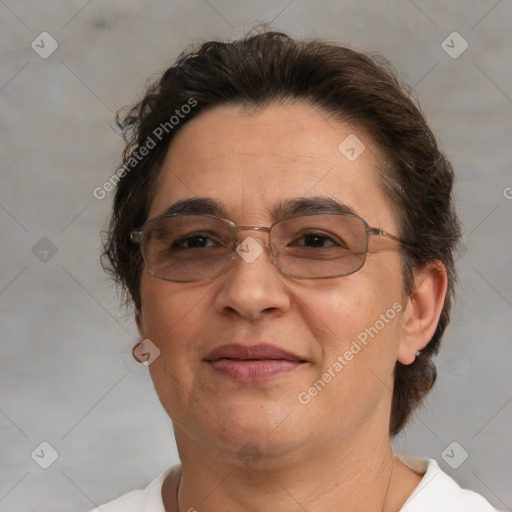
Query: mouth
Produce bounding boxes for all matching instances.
[204,343,307,382]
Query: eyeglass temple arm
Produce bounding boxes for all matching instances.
[130,230,143,244]
[367,227,406,245]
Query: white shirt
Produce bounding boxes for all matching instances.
[91,454,499,511]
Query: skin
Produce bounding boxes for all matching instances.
[135,102,448,512]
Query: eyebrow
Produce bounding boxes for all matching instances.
[271,196,357,218]
[156,196,358,220]
[157,197,225,217]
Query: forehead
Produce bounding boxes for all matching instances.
[149,103,395,230]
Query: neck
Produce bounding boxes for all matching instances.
[163,425,421,512]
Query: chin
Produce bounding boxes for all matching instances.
[212,407,307,451]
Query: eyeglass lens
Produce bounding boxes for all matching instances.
[140,214,368,282]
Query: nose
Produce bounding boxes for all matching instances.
[213,234,291,321]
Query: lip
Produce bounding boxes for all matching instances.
[205,343,305,362]
[205,343,307,382]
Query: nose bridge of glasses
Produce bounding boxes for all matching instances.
[235,225,271,233]
[229,225,276,266]
[234,225,272,245]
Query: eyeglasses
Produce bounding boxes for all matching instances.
[130,212,406,283]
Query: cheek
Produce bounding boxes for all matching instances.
[290,279,403,437]
[300,273,397,336]
[140,277,214,415]
[301,278,403,396]
[138,275,212,364]
[295,263,404,377]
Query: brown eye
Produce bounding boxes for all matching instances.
[298,233,337,247]
[171,234,218,249]
[289,231,346,249]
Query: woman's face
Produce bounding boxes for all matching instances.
[137,102,407,464]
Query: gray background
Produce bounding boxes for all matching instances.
[1,1,511,511]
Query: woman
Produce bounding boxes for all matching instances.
[97,30,498,511]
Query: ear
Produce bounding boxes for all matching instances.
[135,308,145,339]
[397,261,448,365]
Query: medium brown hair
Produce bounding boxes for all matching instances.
[103,30,462,436]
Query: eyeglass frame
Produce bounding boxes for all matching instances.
[130,211,408,283]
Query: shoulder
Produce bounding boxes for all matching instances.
[397,454,500,511]
[89,465,179,512]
